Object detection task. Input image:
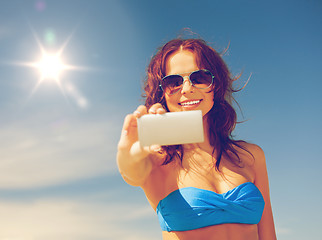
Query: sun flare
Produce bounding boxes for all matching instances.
[36,53,65,81]
[6,27,91,109]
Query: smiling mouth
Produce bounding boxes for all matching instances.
[179,99,202,106]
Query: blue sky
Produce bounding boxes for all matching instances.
[0,0,321,239]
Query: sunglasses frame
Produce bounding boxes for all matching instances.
[159,69,214,95]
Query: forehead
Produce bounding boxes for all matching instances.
[165,50,199,76]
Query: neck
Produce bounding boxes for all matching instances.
[183,115,214,153]
[202,115,216,151]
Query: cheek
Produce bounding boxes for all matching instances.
[205,92,215,108]
[165,96,179,111]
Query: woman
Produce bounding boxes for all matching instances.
[117,38,276,240]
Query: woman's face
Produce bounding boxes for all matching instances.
[164,50,214,117]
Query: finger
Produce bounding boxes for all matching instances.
[133,105,148,118]
[149,144,162,152]
[156,107,166,114]
[121,114,136,136]
[149,103,165,114]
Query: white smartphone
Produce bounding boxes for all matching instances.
[137,110,204,147]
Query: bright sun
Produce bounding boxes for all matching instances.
[37,53,65,80]
[9,28,91,109]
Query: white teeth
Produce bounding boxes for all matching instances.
[180,100,201,106]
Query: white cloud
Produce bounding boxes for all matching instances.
[0,197,159,240]
[0,117,119,189]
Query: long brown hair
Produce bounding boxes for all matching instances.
[143,38,252,170]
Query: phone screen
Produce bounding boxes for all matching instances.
[137,110,204,147]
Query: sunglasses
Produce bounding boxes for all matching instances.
[159,69,214,95]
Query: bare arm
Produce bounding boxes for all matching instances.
[252,144,277,240]
[116,104,165,186]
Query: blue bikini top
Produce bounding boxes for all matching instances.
[156,182,265,232]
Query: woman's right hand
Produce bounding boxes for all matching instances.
[118,104,166,157]
[116,103,166,185]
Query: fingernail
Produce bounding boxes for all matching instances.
[123,130,128,136]
[151,145,162,152]
[158,108,166,114]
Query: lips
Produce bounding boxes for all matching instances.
[179,99,202,106]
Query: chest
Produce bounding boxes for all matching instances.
[144,150,255,209]
[175,151,254,192]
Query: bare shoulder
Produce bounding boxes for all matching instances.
[237,141,263,153]
[244,143,266,170]
[236,142,265,163]
[239,142,270,187]
[229,142,265,170]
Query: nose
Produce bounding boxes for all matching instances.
[181,76,193,94]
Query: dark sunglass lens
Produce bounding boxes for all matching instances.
[190,70,213,88]
[162,75,183,94]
